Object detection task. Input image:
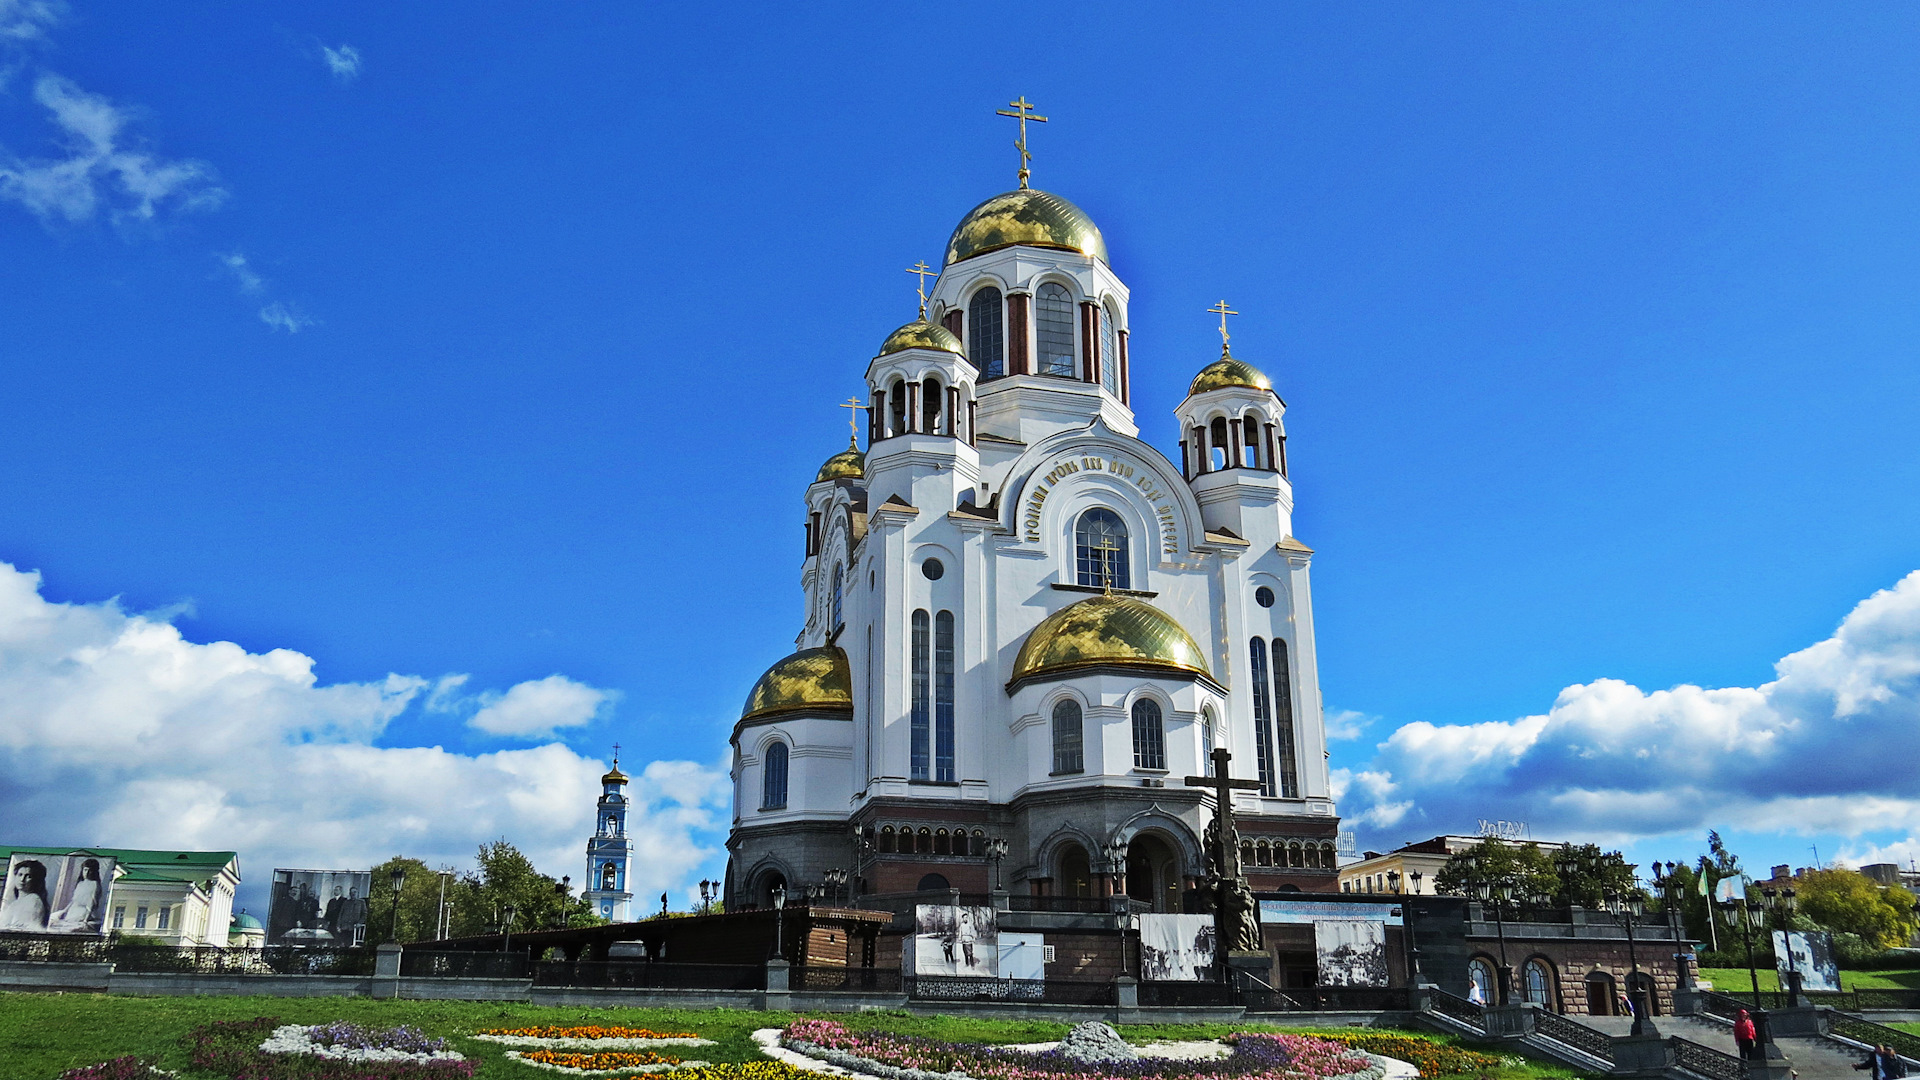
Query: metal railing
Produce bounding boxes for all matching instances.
[1700,988,1781,1019]
[532,960,765,990]
[796,966,902,993]
[1670,1038,1744,1080]
[0,937,109,963]
[1139,980,1241,1008]
[1428,988,1488,1031]
[1533,1009,1615,1064]
[1005,895,1116,914]
[1244,986,1411,1013]
[1705,986,1920,1013]
[109,944,377,975]
[398,951,529,979]
[906,975,1115,1005]
[1830,1012,1920,1066]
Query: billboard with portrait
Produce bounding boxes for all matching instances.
[1139,913,1217,982]
[1773,930,1841,993]
[906,903,997,977]
[1315,918,1389,987]
[268,869,372,945]
[0,852,116,935]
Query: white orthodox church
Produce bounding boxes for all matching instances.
[726,156,1340,914]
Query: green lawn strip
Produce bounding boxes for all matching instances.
[1695,968,1920,993]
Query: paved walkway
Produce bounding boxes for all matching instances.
[1567,1013,1871,1080]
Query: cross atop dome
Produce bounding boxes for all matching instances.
[996,96,1047,190]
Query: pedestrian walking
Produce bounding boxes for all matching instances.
[1734,1009,1758,1061]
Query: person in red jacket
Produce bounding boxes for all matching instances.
[1734,1009,1758,1060]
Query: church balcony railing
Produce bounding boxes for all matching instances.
[533,960,766,991]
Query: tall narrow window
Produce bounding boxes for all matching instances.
[761,741,789,809]
[934,609,955,782]
[1074,508,1130,589]
[1271,638,1300,798]
[1131,698,1166,770]
[889,379,906,438]
[1210,417,1230,470]
[1100,305,1120,395]
[1201,708,1216,772]
[968,287,1004,379]
[1035,283,1076,376]
[922,377,942,434]
[1249,638,1278,797]
[830,564,844,630]
[910,610,930,780]
[1051,699,1083,774]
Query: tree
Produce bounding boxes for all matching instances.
[370,841,605,944]
[1554,844,1643,908]
[1435,839,1559,903]
[1797,869,1919,949]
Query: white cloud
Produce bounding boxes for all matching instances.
[218,252,263,293]
[0,74,224,224]
[469,674,614,738]
[321,44,361,83]
[0,561,722,905]
[0,0,62,43]
[258,301,317,333]
[1324,708,1373,741]
[1338,571,1920,851]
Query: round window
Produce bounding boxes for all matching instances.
[921,558,945,580]
[1255,586,1275,608]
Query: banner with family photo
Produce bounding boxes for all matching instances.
[1138,912,1217,982]
[1314,918,1389,986]
[1773,930,1841,993]
[906,903,997,977]
[0,853,116,935]
[268,869,372,945]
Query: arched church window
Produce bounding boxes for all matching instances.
[1304,843,1320,869]
[1201,708,1216,772]
[910,610,930,781]
[878,826,895,853]
[971,829,985,856]
[1524,958,1556,1008]
[934,610,955,782]
[1210,417,1230,470]
[830,564,844,630]
[1289,841,1304,868]
[1100,303,1119,395]
[1035,283,1076,377]
[1256,841,1271,867]
[1131,697,1166,770]
[968,287,1004,379]
[1075,508,1130,590]
[1249,638,1279,798]
[1242,412,1263,468]
[761,741,789,810]
[1240,839,1255,867]
[1271,638,1301,799]
[1321,842,1336,867]
[934,828,950,856]
[922,376,943,434]
[1050,699,1083,774]
[916,827,932,854]
[602,862,618,890]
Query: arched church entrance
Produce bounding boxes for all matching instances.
[1124,833,1181,913]
[1058,844,1094,898]
[757,872,786,909]
[1587,970,1617,1016]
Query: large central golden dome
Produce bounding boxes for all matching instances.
[741,646,853,721]
[1011,595,1209,684]
[946,189,1109,266]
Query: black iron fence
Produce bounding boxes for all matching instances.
[1831,1013,1920,1066]
[1427,988,1488,1031]
[1139,980,1240,1008]
[906,975,1115,1005]
[1670,1038,1743,1080]
[1243,987,1411,1013]
[796,966,902,993]
[399,951,529,979]
[1005,896,1116,914]
[1533,1008,1614,1064]
[532,960,765,991]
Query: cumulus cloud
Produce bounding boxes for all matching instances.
[0,561,722,906]
[0,0,62,44]
[258,301,317,333]
[469,674,614,738]
[1338,571,1920,851]
[321,44,361,83]
[0,74,224,224]
[218,252,263,293]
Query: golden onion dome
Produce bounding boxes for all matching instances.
[1011,595,1210,683]
[742,646,854,721]
[1188,354,1274,396]
[878,319,965,358]
[601,764,628,785]
[946,189,1109,266]
[815,439,865,482]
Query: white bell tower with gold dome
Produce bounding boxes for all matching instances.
[726,103,1338,916]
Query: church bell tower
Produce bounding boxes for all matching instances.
[584,756,633,922]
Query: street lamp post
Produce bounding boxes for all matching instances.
[699,879,713,914]
[500,903,517,955]
[553,877,570,930]
[387,867,407,944]
[771,885,787,961]
[1605,889,1651,1036]
[1652,862,1692,992]
[824,867,848,906]
[985,838,1009,892]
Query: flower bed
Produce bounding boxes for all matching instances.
[57,1060,174,1080]
[1304,1033,1507,1077]
[186,1017,473,1079]
[779,1021,1381,1080]
[512,1062,808,1080]
[473,1025,717,1050]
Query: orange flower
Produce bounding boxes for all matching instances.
[479,1026,701,1039]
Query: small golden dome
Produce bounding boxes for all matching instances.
[816,439,865,482]
[946,189,1109,266]
[742,646,854,721]
[1011,595,1210,683]
[878,319,964,358]
[1188,354,1273,396]
[601,765,628,785]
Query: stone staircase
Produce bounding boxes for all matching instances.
[1576,1014,1872,1080]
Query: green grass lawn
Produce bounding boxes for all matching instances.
[0,993,1592,1080]
[1696,967,1920,992]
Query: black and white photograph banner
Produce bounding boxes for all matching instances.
[0,853,115,935]
[1314,918,1389,987]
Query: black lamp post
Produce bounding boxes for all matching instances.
[1651,862,1690,991]
[1469,864,1514,1005]
[500,903,516,954]
[985,838,1009,892]
[387,867,407,944]
[824,867,848,906]
[699,879,713,914]
[1605,889,1651,1035]
[771,884,786,961]
[553,877,570,930]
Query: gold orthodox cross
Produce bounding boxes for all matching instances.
[905,260,937,319]
[1089,531,1124,592]
[839,397,869,445]
[996,96,1048,190]
[611,742,621,764]
[1209,300,1238,354]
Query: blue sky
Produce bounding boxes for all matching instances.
[3,2,1919,909]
